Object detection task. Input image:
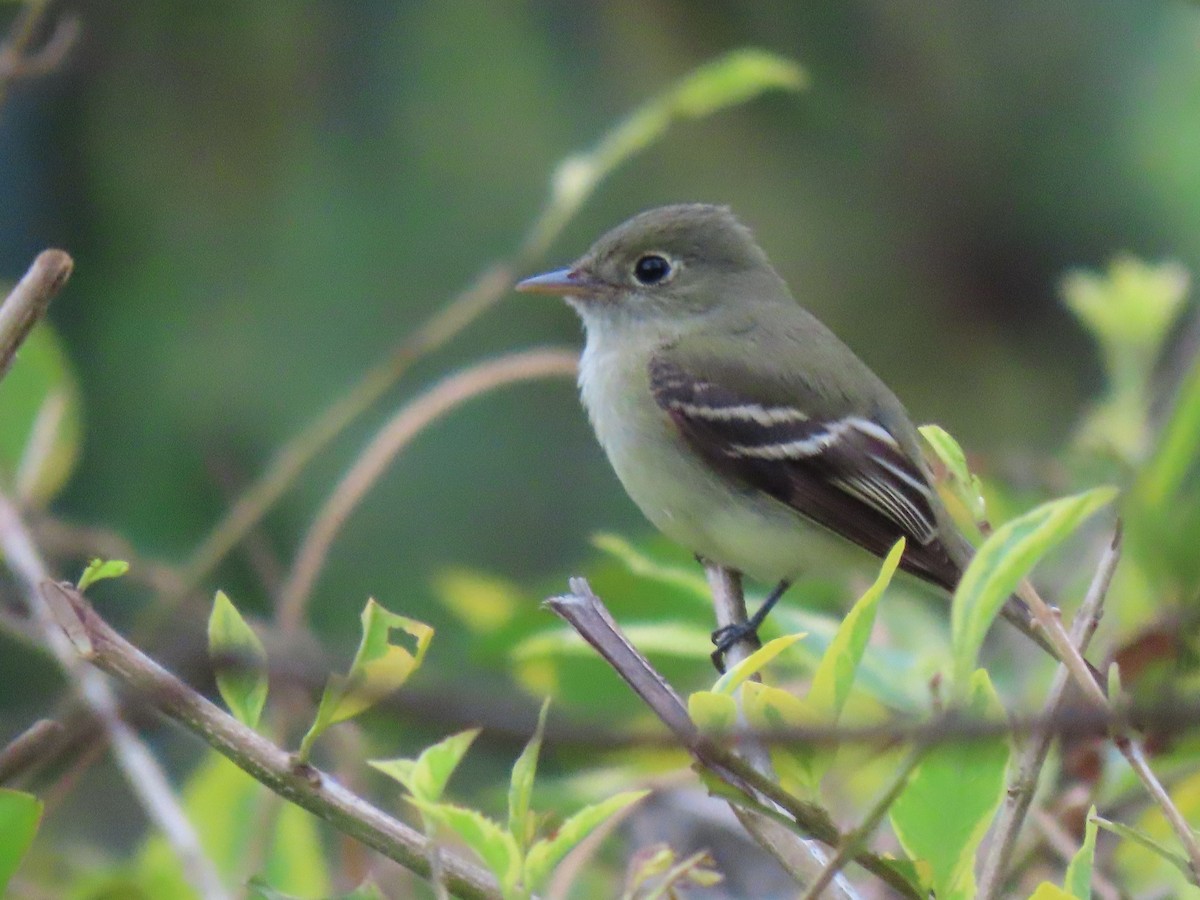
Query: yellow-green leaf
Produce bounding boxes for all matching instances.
[741,680,824,796]
[77,557,130,592]
[920,425,987,524]
[687,690,738,734]
[523,790,649,891]
[298,599,433,760]
[890,669,1009,899]
[412,802,521,895]
[508,698,551,852]
[808,539,902,720]
[0,788,42,894]
[951,487,1117,689]
[712,632,806,696]
[207,590,269,729]
[431,568,521,634]
[1064,805,1098,899]
[369,728,480,805]
[1027,884,1076,900]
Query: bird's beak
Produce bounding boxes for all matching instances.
[515,267,602,297]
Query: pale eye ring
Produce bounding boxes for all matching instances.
[633,254,673,286]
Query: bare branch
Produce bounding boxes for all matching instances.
[278,347,577,631]
[545,579,921,899]
[54,581,503,900]
[978,524,1121,899]
[0,249,73,379]
[0,493,228,900]
[0,718,62,784]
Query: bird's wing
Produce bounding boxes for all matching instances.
[649,340,962,590]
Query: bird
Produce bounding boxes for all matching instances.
[517,203,1044,670]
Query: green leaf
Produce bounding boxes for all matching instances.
[808,538,902,720]
[0,788,43,893]
[248,875,385,900]
[413,802,521,895]
[1091,814,1194,878]
[508,698,551,853]
[1139,345,1200,509]
[741,681,824,795]
[298,599,433,760]
[687,690,738,734]
[431,568,522,634]
[712,632,806,695]
[919,425,987,525]
[76,557,130,591]
[1064,805,1099,899]
[951,487,1117,689]
[590,532,711,599]
[1027,884,1076,900]
[369,728,480,805]
[523,790,649,891]
[207,590,269,729]
[890,669,1010,899]
[0,322,81,506]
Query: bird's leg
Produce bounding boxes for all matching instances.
[710,578,792,672]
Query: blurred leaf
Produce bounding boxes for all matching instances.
[431,568,522,634]
[621,844,722,900]
[591,533,711,600]
[508,698,551,853]
[522,790,649,892]
[808,539,901,720]
[920,425,987,526]
[1062,257,1190,462]
[741,681,823,796]
[890,669,1009,899]
[532,49,807,251]
[0,322,81,506]
[712,632,806,695]
[137,751,331,898]
[207,590,269,729]
[687,690,738,734]
[1093,814,1194,878]
[951,487,1117,689]
[298,599,432,760]
[76,557,130,592]
[0,788,42,894]
[1027,885,1076,900]
[247,876,384,900]
[413,802,521,896]
[1064,805,1099,899]
[369,728,480,805]
[1139,346,1200,510]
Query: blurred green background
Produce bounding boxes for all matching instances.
[2,0,1200,882]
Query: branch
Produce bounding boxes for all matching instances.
[53,581,502,900]
[0,718,62,784]
[0,495,229,900]
[544,579,921,899]
[702,564,854,897]
[0,249,73,379]
[277,347,578,631]
[978,525,1121,899]
[0,1,80,113]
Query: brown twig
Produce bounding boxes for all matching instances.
[277,347,578,631]
[544,578,920,899]
[53,581,502,900]
[0,718,62,784]
[0,1,80,113]
[0,249,73,379]
[0,495,228,900]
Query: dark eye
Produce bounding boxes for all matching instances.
[633,254,672,285]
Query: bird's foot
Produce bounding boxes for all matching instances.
[710,621,762,673]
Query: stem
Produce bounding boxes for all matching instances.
[0,249,73,379]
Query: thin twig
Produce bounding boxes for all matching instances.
[979,524,1122,899]
[0,249,73,379]
[1017,574,1200,883]
[799,748,925,900]
[0,0,79,113]
[277,348,578,631]
[53,581,502,900]
[544,579,921,899]
[0,495,229,900]
[703,563,854,898]
[0,718,62,784]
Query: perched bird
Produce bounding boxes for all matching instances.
[518,203,1040,669]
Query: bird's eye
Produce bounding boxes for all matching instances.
[633,254,672,285]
